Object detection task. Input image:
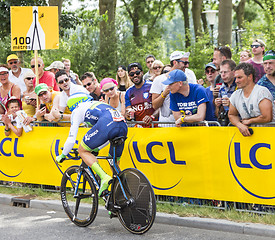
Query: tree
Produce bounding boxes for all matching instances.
[48,0,64,20]
[177,0,190,47]
[233,0,246,29]
[218,0,232,45]
[99,0,117,75]
[192,0,203,39]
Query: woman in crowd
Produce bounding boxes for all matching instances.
[240,50,252,62]
[100,78,125,116]
[22,71,37,117]
[0,64,21,107]
[149,60,164,81]
[116,65,132,91]
[161,64,172,74]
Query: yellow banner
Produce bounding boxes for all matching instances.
[0,126,274,205]
[10,6,59,51]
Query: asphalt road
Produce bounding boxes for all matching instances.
[0,204,274,240]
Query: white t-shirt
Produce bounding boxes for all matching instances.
[149,74,175,123]
[230,84,275,121]
[59,83,89,108]
[185,68,197,84]
[8,68,30,95]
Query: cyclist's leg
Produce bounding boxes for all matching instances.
[108,121,128,165]
[79,124,112,197]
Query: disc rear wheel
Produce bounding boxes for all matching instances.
[113,168,156,234]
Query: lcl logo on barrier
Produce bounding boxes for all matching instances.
[128,138,185,190]
[228,134,275,199]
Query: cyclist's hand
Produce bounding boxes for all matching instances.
[56,153,66,163]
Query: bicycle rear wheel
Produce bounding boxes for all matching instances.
[113,168,156,234]
[60,165,98,227]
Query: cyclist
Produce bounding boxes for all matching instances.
[55,93,128,197]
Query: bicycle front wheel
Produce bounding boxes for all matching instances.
[113,168,156,234]
[60,165,98,227]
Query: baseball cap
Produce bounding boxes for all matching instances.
[162,69,187,85]
[5,96,22,110]
[0,66,9,73]
[127,62,143,72]
[205,62,217,70]
[169,51,190,61]
[263,50,275,61]
[7,54,19,63]
[45,61,65,70]
[23,70,35,80]
[35,83,49,96]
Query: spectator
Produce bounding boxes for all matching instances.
[62,59,82,85]
[31,57,60,91]
[80,72,104,101]
[125,62,158,127]
[150,51,198,125]
[2,98,23,137]
[116,65,132,91]
[212,46,232,86]
[45,61,65,75]
[161,64,171,74]
[162,69,213,127]
[204,63,219,121]
[257,50,275,100]
[34,83,70,122]
[7,54,30,95]
[56,70,89,114]
[22,71,36,117]
[214,59,237,126]
[240,50,252,62]
[0,64,21,106]
[100,78,126,116]
[143,54,156,81]
[246,39,265,82]
[149,60,164,82]
[229,62,275,136]
[178,51,197,84]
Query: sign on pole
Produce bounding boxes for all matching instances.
[10,6,59,51]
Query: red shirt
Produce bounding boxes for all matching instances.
[33,71,60,91]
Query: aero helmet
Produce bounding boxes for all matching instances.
[67,93,92,111]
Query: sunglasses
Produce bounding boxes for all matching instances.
[177,60,189,65]
[251,45,261,48]
[57,78,69,84]
[163,70,170,74]
[0,72,8,76]
[31,64,41,68]
[25,77,34,80]
[153,66,162,70]
[83,82,93,88]
[146,60,154,64]
[102,86,115,93]
[129,70,141,77]
[9,61,18,65]
[205,69,216,74]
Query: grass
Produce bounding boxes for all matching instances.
[1,184,275,225]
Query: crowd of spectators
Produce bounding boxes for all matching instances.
[0,39,274,136]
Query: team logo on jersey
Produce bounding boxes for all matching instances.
[143,92,149,99]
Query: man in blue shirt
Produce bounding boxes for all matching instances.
[257,50,275,101]
[163,69,213,127]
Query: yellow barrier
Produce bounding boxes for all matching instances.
[0,126,274,205]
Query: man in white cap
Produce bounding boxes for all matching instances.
[150,50,197,125]
[45,61,65,75]
[6,54,30,95]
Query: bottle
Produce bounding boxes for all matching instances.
[16,110,32,133]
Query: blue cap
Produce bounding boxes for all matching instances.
[205,62,217,70]
[163,69,187,85]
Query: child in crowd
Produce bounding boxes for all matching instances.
[2,97,23,137]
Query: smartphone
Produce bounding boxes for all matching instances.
[40,104,46,109]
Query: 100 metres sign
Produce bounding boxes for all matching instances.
[10,6,59,51]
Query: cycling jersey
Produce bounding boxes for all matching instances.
[62,101,127,157]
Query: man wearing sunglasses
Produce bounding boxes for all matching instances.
[7,54,30,95]
[56,70,89,115]
[246,39,265,83]
[125,62,158,127]
[80,72,105,101]
[30,57,60,92]
[257,50,275,101]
